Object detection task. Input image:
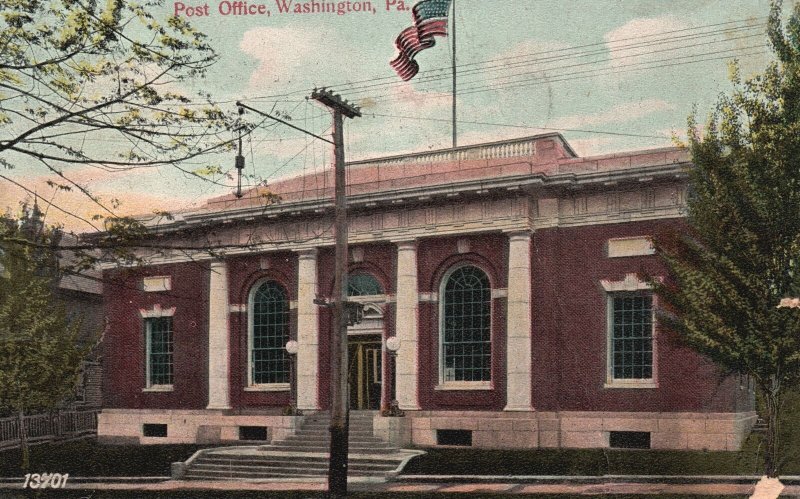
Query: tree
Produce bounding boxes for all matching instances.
[0,205,93,471]
[652,0,800,477]
[0,0,236,228]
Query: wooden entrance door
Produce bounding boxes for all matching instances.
[347,336,382,410]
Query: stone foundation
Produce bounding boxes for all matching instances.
[97,409,302,445]
[373,414,412,446]
[376,410,757,451]
[559,410,757,451]
[99,408,756,450]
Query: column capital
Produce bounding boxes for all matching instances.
[297,248,318,260]
[505,230,532,242]
[394,239,418,251]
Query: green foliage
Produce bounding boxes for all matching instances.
[652,0,800,476]
[0,207,92,415]
[0,0,235,175]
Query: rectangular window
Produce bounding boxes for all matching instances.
[143,423,168,437]
[436,429,473,446]
[609,431,651,449]
[239,426,269,441]
[145,317,174,387]
[609,293,653,381]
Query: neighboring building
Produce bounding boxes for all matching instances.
[0,230,103,410]
[97,134,756,450]
[58,243,104,409]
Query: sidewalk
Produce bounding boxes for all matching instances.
[2,475,800,496]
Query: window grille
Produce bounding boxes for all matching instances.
[610,294,653,379]
[145,317,173,386]
[251,281,290,385]
[441,266,491,382]
[347,273,383,296]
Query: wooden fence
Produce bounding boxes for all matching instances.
[0,410,98,450]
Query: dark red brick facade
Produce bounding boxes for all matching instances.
[103,263,210,409]
[102,220,746,414]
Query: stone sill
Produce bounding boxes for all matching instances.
[243,384,290,392]
[142,386,174,393]
[435,382,492,391]
[604,380,658,389]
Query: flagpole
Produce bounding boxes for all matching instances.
[451,0,457,149]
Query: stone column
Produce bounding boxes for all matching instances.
[505,231,533,411]
[296,249,320,411]
[207,259,231,409]
[395,241,420,410]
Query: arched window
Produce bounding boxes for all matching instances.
[440,265,492,383]
[347,272,383,297]
[249,281,290,385]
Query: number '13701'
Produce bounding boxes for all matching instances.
[23,473,69,488]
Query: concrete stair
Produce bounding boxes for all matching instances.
[181,411,423,481]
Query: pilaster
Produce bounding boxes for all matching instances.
[296,249,320,410]
[207,260,231,409]
[395,240,421,410]
[504,231,533,411]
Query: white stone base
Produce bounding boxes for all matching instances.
[99,408,757,451]
[398,410,757,451]
[97,409,302,445]
[373,414,412,446]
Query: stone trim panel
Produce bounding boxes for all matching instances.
[400,410,756,451]
[97,409,301,445]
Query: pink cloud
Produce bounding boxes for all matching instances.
[0,167,196,231]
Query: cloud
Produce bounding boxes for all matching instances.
[240,26,320,89]
[240,26,356,93]
[548,99,675,129]
[567,137,617,156]
[455,128,545,148]
[0,167,198,231]
[604,16,692,69]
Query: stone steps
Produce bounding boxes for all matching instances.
[195,456,400,470]
[180,411,421,481]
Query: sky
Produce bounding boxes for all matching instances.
[1,0,779,231]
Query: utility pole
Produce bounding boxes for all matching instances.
[235,93,360,497]
[311,88,361,499]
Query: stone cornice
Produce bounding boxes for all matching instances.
[142,162,688,235]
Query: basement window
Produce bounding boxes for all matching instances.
[436,429,472,446]
[142,423,168,438]
[239,426,269,441]
[609,431,650,449]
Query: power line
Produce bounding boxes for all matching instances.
[346,30,764,100]
[333,24,765,97]
[234,16,767,103]
[365,114,667,139]
[455,47,768,98]
[362,44,768,104]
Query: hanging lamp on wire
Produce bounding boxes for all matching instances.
[234,104,245,198]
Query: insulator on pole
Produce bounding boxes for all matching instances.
[235,126,245,198]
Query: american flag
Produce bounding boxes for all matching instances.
[390,0,452,81]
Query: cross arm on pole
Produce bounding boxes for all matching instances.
[311,88,361,118]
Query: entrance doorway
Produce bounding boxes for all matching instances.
[348,335,382,410]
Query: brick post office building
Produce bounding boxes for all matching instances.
[98,134,756,450]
